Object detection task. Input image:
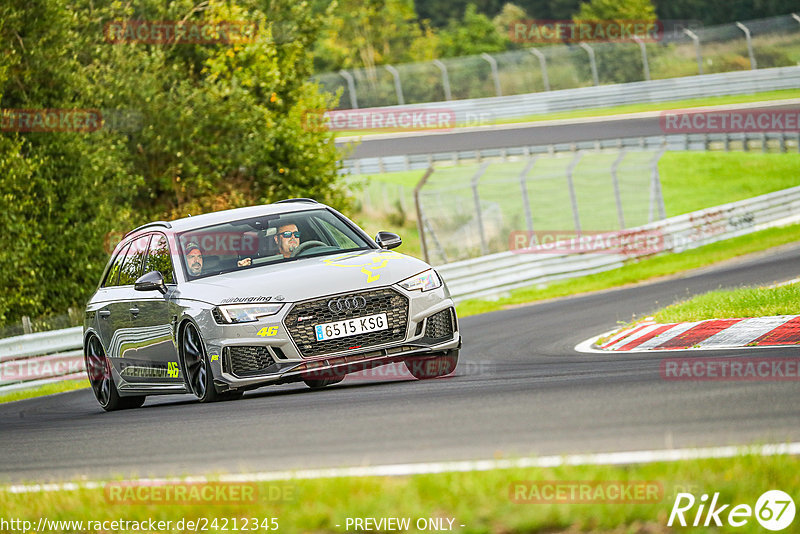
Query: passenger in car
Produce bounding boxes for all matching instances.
[185,242,203,276]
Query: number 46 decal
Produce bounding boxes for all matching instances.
[257,326,279,337]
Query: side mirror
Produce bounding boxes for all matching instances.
[375,231,402,250]
[135,271,168,295]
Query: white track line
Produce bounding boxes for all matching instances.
[5,443,800,494]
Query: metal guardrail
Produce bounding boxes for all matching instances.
[332,66,800,131]
[0,327,85,393]
[3,185,800,392]
[438,185,800,301]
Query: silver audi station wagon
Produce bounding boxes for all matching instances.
[84,199,461,411]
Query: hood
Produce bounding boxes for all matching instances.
[178,249,431,305]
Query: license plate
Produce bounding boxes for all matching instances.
[314,313,388,341]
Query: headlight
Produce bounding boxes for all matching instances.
[398,269,442,292]
[217,303,284,323]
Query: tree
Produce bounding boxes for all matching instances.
[575,0,657,20]
[438,4,509,57]
[0,0,345,326]
[313,0,438,72]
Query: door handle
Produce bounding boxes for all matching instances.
[98,310,111,318]
[129,307,140,316]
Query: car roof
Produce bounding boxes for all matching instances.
[127,200,326,236]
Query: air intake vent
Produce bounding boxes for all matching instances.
[424,308,454,340]
[225,346,275,377]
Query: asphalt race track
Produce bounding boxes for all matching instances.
[341,101,800,158]
[1,244,799,483]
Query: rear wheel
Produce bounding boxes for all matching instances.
[85,335,145,411]
[404,350,459,379]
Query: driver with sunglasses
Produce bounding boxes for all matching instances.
[237,222,301,266]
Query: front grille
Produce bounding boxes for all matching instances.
[225,346,275,377]
[425,308,454,340]
[285,288,409,358]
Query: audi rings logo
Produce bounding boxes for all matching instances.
[328,296,367,313]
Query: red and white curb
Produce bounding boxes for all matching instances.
[577,315,800,354]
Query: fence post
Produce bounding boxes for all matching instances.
[566,152,583,233]
[384,65,405,106]
[610,150,627,229]
[22,316,32,335]
[735,22,757,70]
[519,157,537,234]
[480,53,502,97]
[649,147,667,222]
[683,28,703,75]
[339,70,358,109]
[432,60,452,101]
[413,167,435,264]
[632,36,650,81]
[579,43,599,86]
[471,162,491,256]
[529,48,550,91]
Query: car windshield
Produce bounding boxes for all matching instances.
[176,209,374,280]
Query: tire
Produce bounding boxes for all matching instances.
[303,376,345,389]
[404,350,459,379]
[85,335,145,411]
[181,322,238,403]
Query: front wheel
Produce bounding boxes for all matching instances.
[85,335,145,411]
[404,350,459,379]
[181,322,238,403]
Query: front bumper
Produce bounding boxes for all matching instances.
[203,284,460,391]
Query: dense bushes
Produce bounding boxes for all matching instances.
[0,0,345,326]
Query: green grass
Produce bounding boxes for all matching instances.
[2,452,798,532]
[0,379,89,404]
[654,282,800,323]
[334,88,800,136]
[455,223,800,318]
[659,152,800,217]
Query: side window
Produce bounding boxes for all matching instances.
[317,219,358,248]
[118,234,152,286]
[144,233,175,284]
[102,243,131,287]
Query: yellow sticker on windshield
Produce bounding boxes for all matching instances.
[323,251,405,283]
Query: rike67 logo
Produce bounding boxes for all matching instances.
[668,490,795,531]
